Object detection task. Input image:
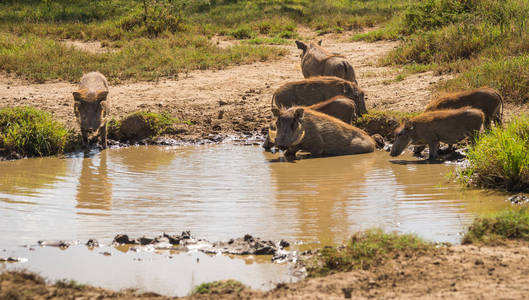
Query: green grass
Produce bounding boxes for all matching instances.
[0,106,71,157]
[305,229,433,277]
[246,36,290,45]
[359,0,529,104]
[463,209,529,245]
[0,32,286,83]
[458,115,529,192]
[108,111,178,141]
[191,280,247,296]
[353,110,419,140]
[55,279,87,291]
[0,0,408,83]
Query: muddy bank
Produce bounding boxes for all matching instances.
[33,232,299,264]
[3,241,529,299]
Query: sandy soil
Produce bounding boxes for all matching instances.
[0,33,461,143]
[203,241,529,300]
[3,242,529,299]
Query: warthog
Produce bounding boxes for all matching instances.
[425,87,503,129]
[73,71,110,149]
[390,108,484,160]
[295,40,357,84]
[264,96,356,151]
[272,76,366,116]
[272,107,375,161]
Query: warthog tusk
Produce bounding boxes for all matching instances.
[291,127,305,147]
[268,128,277,143]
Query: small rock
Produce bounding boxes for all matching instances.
[217,110,224,119]
[100,252,112,256]
[475,259,484,265]
[86,239,99,248]
[138,237,154,245]
[279,240,290,248]
[342,287,353,299]
[113,234,137,245]
[242,96,247,100]
[218,100,228,106]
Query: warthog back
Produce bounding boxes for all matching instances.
[425,87,503,128]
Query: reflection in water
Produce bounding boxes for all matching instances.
[0,156,67,197]
[114,146,178,173]
[76,150,112,210]
[268,153,377,245]
[0,145,514,296]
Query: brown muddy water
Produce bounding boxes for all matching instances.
[0,144,510,296]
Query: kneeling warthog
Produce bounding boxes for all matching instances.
[425,87,503,129]
[272,76,366,116]
[295,40,357,84]
[264,96,356,151]
[272,107,375,161]
[73,71,110,149]
[390,108,484,160]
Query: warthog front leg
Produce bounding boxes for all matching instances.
[81,129,89,148]
[428,141,439,161]
[99,123,107,149]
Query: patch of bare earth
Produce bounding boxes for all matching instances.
[61,39,115,54]
[0,33,454,142]
[3,242,528,299]
[188,242,529,299]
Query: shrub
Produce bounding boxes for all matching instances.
[458,115,529,192]
[0,107,70,157]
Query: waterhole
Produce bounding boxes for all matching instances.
[0,144,509,296]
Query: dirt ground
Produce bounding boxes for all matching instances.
[0,31,468,144]
[2,242,529,299]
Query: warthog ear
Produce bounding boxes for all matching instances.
[317,40,322,46]
[272,107,280,117]
[294,107,304,119]
[72,91,82,102]
[295,40,307,51]
[96,90,109,101]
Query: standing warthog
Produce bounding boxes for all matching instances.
[390,108,484,161]
[272,76,366,116]
[73,71,110,149]
[425,87,503,129]
[272,107,375,161]
[264,96,356,151]
[295,40,357,84]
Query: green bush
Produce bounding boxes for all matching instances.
[458,115,529,192]
[463,209,529,245]
[191,280,246,295]
[229,26,255,39]
[0,106,70,157]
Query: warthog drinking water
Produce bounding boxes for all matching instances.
[425,87,503,129]
[272,76,366,116]
[264,96,356,151]
[73,71,110,149]
[272,107,375,161]
[390,108,484,161]
[295,40,357,84]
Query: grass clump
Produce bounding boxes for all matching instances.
[55,279,87,291]
[191,280,247,295]
[306,229,432,277]
[353,110,419,141]
[0,106,70,157]
[458,115,529,192]
[108,111,177,142]
[462,209,529,245]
